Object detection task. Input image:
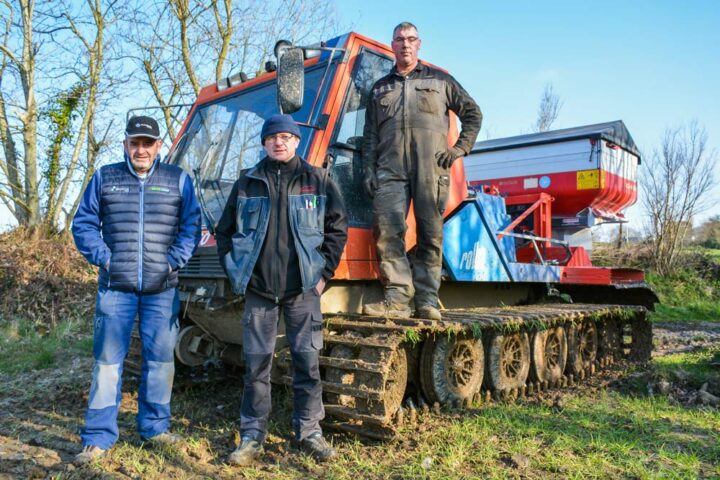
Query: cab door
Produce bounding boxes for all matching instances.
[325,45,394,279]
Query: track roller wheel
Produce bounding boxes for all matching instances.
[174,325,211,367]
[530,326,567,384]
[567,320,598,375]
[419,334,484,405]
[486,331,530,391]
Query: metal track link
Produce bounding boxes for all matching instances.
[277,375,384,400]
[275,352,386,374]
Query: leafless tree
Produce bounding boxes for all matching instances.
[119,0,341,138]
[0,0,40,227]
[49,0,123,229]
[0,0,125,232]
[0,0,340,233]
[532,83,562,133]
[641,121,718,274]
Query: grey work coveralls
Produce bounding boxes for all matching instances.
[363,63,482,307]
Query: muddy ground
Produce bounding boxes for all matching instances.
[1,322,719,480]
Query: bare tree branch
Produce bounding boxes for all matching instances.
[532,83,562,133]
[49,0,109,226]
[0,2,26,223]
[168,0,200,94]
[211,0,232,83]
[641,121,718,274]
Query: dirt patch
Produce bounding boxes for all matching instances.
[653,321,720,356]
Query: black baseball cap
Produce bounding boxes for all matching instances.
[125,115,161,140]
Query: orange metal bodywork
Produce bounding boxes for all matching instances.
[168,31,650,292]
[171,32,471,282]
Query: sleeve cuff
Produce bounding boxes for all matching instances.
[168,257,179,271]
[99,250,111,269]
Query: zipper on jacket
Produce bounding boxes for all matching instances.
[138,181,145,290]
[274,166,281,304]
[402,74,410,172]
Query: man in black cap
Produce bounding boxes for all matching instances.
[71,116,202,464]
[215,114,347,466]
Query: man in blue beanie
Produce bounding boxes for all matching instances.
[215,114,348,466]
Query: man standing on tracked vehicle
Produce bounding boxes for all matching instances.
[215,114,347,466]
[71,116,202,465]
[362,22,482,320]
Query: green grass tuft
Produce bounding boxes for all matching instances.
[653,346,720,389]
[469,322,482,339]
[404,328,421,345]
[647,269,720,322]
[0,318,92,375]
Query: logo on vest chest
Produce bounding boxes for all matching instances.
[149,186,171,193]
[109,185,130,193]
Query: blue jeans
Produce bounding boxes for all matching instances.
[80,287,180,449]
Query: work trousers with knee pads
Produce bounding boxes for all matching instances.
[240,290,324,442]
[80,287,180,449]
[373,154,448,308]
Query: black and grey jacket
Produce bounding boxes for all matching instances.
[363,62,483,179]
[215,156,348,301]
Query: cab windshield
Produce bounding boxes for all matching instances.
[171,65,328,228]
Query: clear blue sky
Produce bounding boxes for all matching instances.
[337,0,720,226]
[2,1,718,231]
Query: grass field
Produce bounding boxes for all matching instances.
[0,319,92,375]
[1,319,718,479]
[1,239,719,478]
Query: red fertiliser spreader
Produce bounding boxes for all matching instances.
[464,121,640,236]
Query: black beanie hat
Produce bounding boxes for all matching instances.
[260,114,301,143]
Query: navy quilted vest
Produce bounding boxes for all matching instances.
[99,160,183,293]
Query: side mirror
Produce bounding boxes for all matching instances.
[275,40,304,114]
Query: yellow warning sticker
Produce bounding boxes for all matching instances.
[577,169,601,190]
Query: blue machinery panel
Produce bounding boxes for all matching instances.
[442,193,561,283]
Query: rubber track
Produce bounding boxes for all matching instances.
[293,303,651,439]
[126,303,651,440]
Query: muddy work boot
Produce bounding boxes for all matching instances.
[146,432,182,446]
[227,437,264,467]
[415,304,442,321]
[362,300,412,318]
[73,445,107,466]
[299,432,337,462]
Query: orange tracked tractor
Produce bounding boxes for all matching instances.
[127,32,656,438]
